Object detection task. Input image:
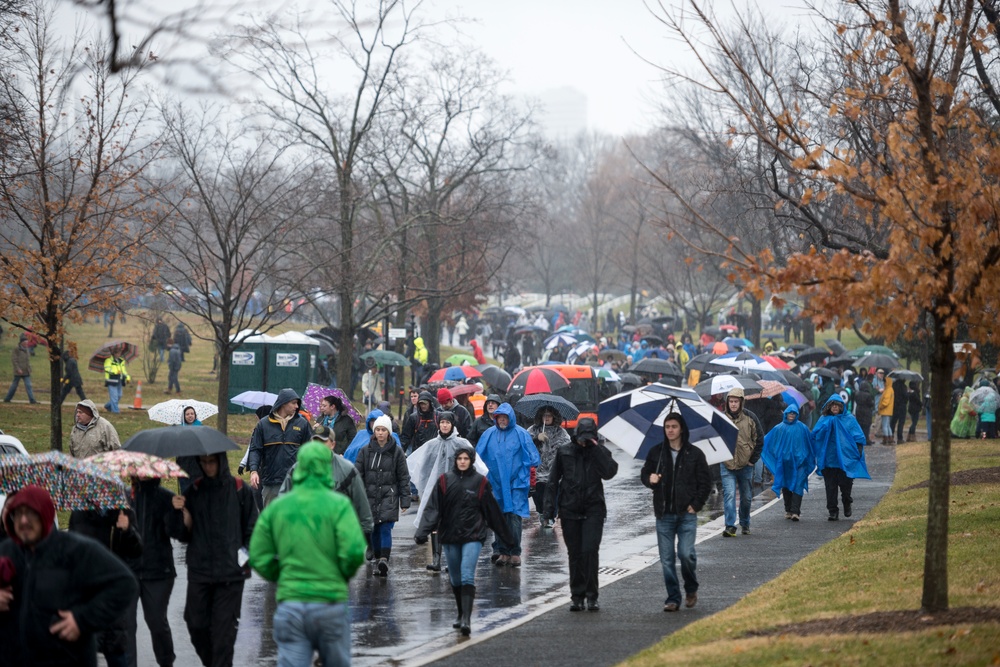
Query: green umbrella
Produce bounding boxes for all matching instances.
[360,350,410,367]
[445,353,479,366]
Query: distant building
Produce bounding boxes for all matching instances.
[534,87,588,142]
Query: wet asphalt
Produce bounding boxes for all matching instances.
[130,443,895,666]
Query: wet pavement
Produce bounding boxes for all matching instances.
[133,447,776,666]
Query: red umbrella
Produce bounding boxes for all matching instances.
[762,355,791,370]
[507,367,570,396]
[428,366,483,383]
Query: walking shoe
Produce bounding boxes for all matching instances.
[490,553,501,564]
[785,512,792,520]
[741,526,751,535]
[587,598,600,612]
[509,555,521,567]
[828,509,839,521]
[569,599,585,612]
[723,526,737,537]
[494,555,509,567]
[844,501,853,518]
[685,593,697,608]
[365,546,374,561]
[791,514,800,521]
[663,602,679,612]
[376,559,389,576]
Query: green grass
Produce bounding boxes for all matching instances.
[620,441,1000,667]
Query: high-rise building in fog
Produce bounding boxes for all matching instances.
[534,87,588,142]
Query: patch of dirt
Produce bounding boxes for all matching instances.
[746,607,1000,637]
[901,467,1000,492]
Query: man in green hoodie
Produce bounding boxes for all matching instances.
[249,440,366,666]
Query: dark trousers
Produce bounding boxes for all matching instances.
[126,577,175,667]
[167,368,181,393]
[561,514,604,602]
[59,382,86,403]
[532,481,547,516]
[184,580,244,667]
[822,467,853,513]
[891,411,906,442]
[781,489,803,515]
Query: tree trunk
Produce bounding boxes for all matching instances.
[49,354,63,451]
[426,299,443,364]
[922,318,953,612]
[216,347,232,435]
[750,296,762,349]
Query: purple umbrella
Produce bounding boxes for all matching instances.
[301,383,362,424]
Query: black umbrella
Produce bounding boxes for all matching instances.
[825,339,848,356]
[512,393,580,422]
[779,370,811,392]
[703,326,723,338]
[853,353,901,370]
[123,426,240,458]
[824,354,856,369]
[794,347,832,365]
[787,343,810,352]
[599,349,628,363]
[641,335,665,347]
[807,367,839,380]
[888,369,923,383]
[686,353,725,373]
[475,364,512,391]
[631,357,682,377]
[619,372,642,387]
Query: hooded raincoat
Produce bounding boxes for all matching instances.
[247,388,313,487]
[761,404,816,496]
[69,399,122,459]
[951,387,978,438]
[812,395,870,480]
[475,403,541,517]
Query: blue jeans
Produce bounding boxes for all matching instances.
[371,522,395,557]
[443,541,482,587]
[273,601,350,667]
[492,512,522,556]
[656,513,698,605]
[4,375,35,402]
[720,464,753,528]
[106,383,123,413]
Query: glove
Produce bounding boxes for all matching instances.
[237,465,245,475]
[414,535,428,545]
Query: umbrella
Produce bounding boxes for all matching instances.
[567,341,597,363]
[86,450,189,479]
[619,372,642,388]
[761,355,791,370]
[686,353,723,373]
[722,337,754,350]
[852,353,901,370]
[719,324,739,333]
[230,390,278,410]
[641,335,665,347]
[447,383,481,398]
[594,368,621,382]
[87,340,139,372]
[542,333,579,350]
[630,358,683,378]
[598,383,736,465]
[825,339,849,356]
[825,354,857,369]
[694,375,763,399]
[428,366,483,383]
[476,364,512,390]
[123,426,240,458]
[887,369,923,383]
[848,344,899,359]
[513,393,580,422]
[513,326,546,336]
[0,451,129,511]
[360,350,410,367]
[779,370,811,392]
[445,353,480,366]
[756,380,789,398]
[301,384,362,424]
[780,387,809,408]
[969,385,999,410]
[807,367,840,380]
[787,343,810,352]
[599,349,627,363]
[147,399,219,425]
[303,334,335,357]
[794,347,831,365]
[508,367,571,396]
[710,351,776,373]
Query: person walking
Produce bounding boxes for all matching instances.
[172,453,258,667]
[436,388,472,439]
[812,394,869,521]
[3,334,38,404]
[468,394,501,447]
[761,404,816,521]
[400,391,440,455]
[355,415,410,576]
[476,403,541,567]
[103,346,131,414]
[415,443,513,636]
[719,388,763,536]
[876,370,894,445]
[151,318,171,362]
[543,418,618,612]
[640,412,711,612]
[890,376,909,444]
[526,406,570,527]
[855,375,876,440]
[250,441,366,667]
[247,388,313,507]
[315,396,358,456]
[907,380,923,441]
[361,362,383,413]
[59,344,87,404]
[69,400,122,459]
[166,340,182,395]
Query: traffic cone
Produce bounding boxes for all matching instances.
[132,381,143,410]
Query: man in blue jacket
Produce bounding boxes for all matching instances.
[476,403,540,567]
[248,388,313,506]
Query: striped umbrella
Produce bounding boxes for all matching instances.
[428,365,484,383]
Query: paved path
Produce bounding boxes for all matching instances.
[420,443,896,667]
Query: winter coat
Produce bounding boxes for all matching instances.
[412,337,429,365]
[855,380,876,414]
[476,403,541,517]
[68,400,121,459]
[761,404,816,497]
[723,401,763,470]
[279,445,374,535]
[951,387,978,438]
[355,437,411,524]
[877,378,895,417]
[103,356,129,388]
[543,437,618,521]
[400,392,439,453]
[173,324,190,353]
[127,480,183,580]
[179,453,258,583]
[468,413,494,447]
[10,344,30,377]
[151,321,170,349]
[167,344,182,372]
[812,395,870,479]
[247,388,313,487]
[415,444,513,545]
[444,402,473,439]
[526,423,571,483]
[330,413,358,456]
[61,352,82,387]
[640,440,712,518]
[470,339,487,365]
[908,386,923,419]
[344,409,401,463]
[250,441,366,604]
[407,429,489,527]
[892,380,909,416]
[68,508,143,563]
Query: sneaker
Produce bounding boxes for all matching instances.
[844,502,853,518]
[490,553,501,564]
[494,555,509,567]
[509,555,521,567]
[791,514,800,521]
[785,512,792,520]
[828,509,839,521]
[741,526,751,535]
[685,593,698,608]
[376,559,389,576]
[587,598,600,612]
[570,599,585,612]
[663,602,679,612]
[723,526,737,537]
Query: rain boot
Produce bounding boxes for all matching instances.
[460,584,476,636]
[452,585,463,629]
[426,533,442,572]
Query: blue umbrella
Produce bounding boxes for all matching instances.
[543,332,579,350]
[598,383,736,465]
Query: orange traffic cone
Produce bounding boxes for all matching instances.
[132,381,143,410]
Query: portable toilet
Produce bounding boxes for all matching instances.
[228,331,319,413]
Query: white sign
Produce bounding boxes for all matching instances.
[232,351,255,366]
[389,327,408,342]
[954,342,977,352]
[275,353,300,367]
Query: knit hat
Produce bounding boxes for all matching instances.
[438,410,455,425]
[437,388,453,404]
[373,415,393,432]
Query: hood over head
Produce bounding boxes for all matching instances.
[364,409,385,434]
[377,400,391,414]
[414,337,426,350]
[76,398,99,420]
[3,484,56,546]
[291,440,334,489]
[417,391,436,413]
[485,394,502,408]
[452,441,477,471]
[783,403,800,421]
[493,403,515,429]
[272,388,301,413]
[821,393,848,415]
[574,417,599,443]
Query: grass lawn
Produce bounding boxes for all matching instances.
[621,440,1000,667]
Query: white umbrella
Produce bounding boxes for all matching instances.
[147,399,219,425]
[711,351,777,373]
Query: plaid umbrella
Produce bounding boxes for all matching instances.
[756,380,789,398]
[87,340,139,372]
[301,384,362,424]
[507,367,571,396]
[0,451,129,511]
[87,450,189,479]
[147,399,219,425]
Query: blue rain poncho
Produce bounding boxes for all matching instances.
[475,403,540,517]
[811,394,870,480]
[761,404,816,496]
